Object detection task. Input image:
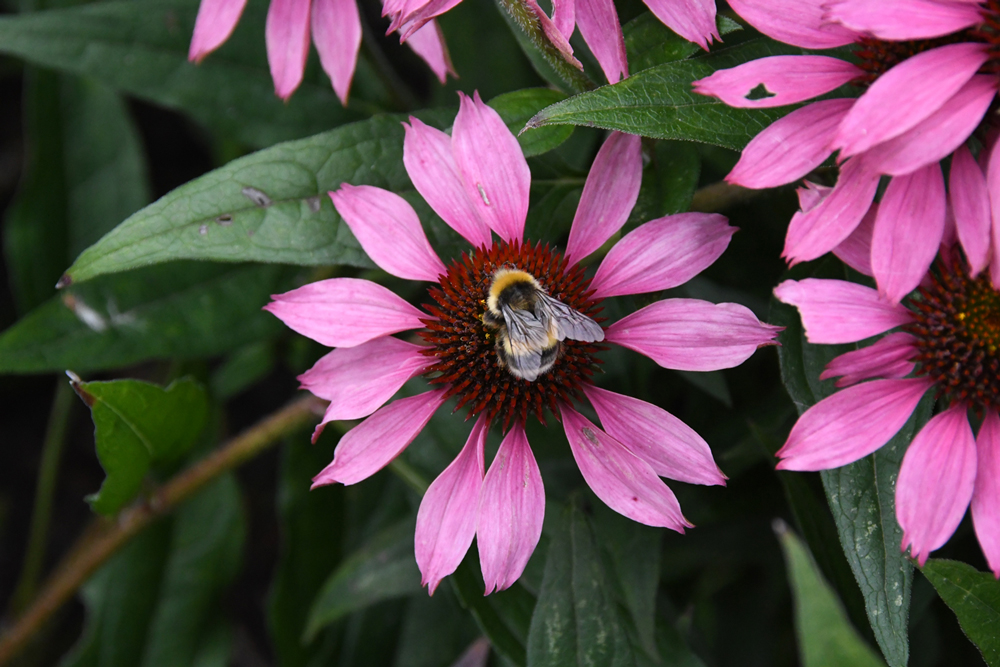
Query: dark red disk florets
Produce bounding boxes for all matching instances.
[417,239,604,429]
[906,252,1000,413]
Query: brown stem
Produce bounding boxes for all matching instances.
[0,394,324,666]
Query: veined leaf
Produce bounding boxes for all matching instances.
[489,88,573,156]
[624,13,743,73]
[922,559,1000,667]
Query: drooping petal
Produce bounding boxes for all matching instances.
[820,332,918,387]
[693,56,860,108]
[312,389,448,484]
[299,336,433,421]
[773,278,912,344]
[311,0,361,105]
[404,20,456,84]
[606,299,782,371]
[265,0,312,100]
[796,180,831,211]
[988,139,1000,289]
[477,424,545,594]
[402,118,492,248]
[415,414,488,594]
[871,164,946,304]
[826,0,984,40]
[897,405,977,566]
[576,0,628,83]
[590,213,735,298]
[776,377,933,471]
[972,411,1000,578]
[783,158,880,264]
[726,0,856,48]
[264,278,426,348]
[562,405,692,530]
[393,0,462,38]
[951,145,992,277]
[833,42,989,157]
[564,132,642,264]
[583,385,725,485]
[521,0,583,68]
[189,0,248,62]
[832,202,876,277]
[551,0,575,39]
[330,184,447,281]
[452,92,531,243]
[727,99,852,189]
[862,75,995,177]
[641,0,719,50]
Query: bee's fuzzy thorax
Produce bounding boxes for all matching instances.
[486,268,542,316]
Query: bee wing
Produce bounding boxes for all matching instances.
[504,346,543,382]
[535,293,605,343]
[501,304,551,349]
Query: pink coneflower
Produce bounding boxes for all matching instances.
[188,0,454,103]
[693,0,1000,302]
[264,92,780,593]
[774,247,1000,574]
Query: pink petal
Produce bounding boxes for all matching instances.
[583,385,725,485]
[783,158,880,264]
[897,405,977,566]
[551,0,575,40]
[415,414,488,594]
[832,202,876,277]
[641,0,719,50]
[819,332,917,387]
[312,389,448,484]
[520,0,583,69]
[972,411,1000,578]
[606,299,782,371]
[692,56,860,109]
[299,336,433,421]
[404,20,456,84]
[576,0,628,83]
[564,132,642,264]
[826,0,984,40]
[862,75,995,177]
[265,0,312,100]
[393,0,462,38]
[832,42,989,157]
[727,99,852,189]
[796,180,831,211]
[329,184,447,281]
[189,0,248,62]
[775,377,933,471]
[477,424,545,594]
[590,213,735,298]
[402,118,492,248]
[452,92,531,243]
[725,0,855,48]
[264,278,426,347]
[988,140,1000,289]
[951,145,993,277]
[311,0,361,105]
[871,164,946,304]
[773,278,912,344]
[561,405,692,530]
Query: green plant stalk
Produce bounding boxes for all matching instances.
[0,394,324,666]
[9,380,74,615]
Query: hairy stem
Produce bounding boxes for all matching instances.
[0,394,324,666]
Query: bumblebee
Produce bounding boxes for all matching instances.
[482,268,604,382]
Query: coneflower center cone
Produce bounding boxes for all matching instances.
[418,240,604,429]
[907,252,1000,414]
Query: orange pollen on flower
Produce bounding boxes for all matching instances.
[905,251,1000,413]
[417,239,605,430]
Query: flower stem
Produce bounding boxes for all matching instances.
[0,394,324,666]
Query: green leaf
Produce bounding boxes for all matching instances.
[526,505,636,667]
[525,39,804,150]
[451,555,535,667]
[0,262,294,374]
[624,13,743,72]
[777,523,887,667]
[267,435,344,667]
[141,473,245,667]
[489,88,574,157]
[71,376,209,515]
[305,518,422,640]
[771,259,932,667]
[0,0,358,148]
[922,559,1000,666]
[394,591,481,667]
